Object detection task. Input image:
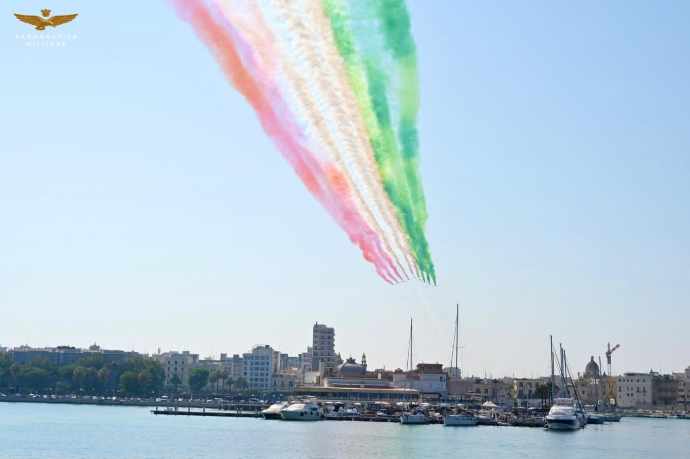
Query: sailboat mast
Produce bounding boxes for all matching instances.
[559,344,569,396]
[406,317,414,371]
[410,317,414,371]
[550,335,555,404]
[455,304,460,371]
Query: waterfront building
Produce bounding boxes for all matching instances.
[157,351,199,388]
[392,363,448,397]
[299,347,313,373]
[652,374,679,407]
[273,352,302,372]
[512,378,540,400]
[286,355,301,370]
[276,353,288,372]
[221,354,244,381]
[300,354,418,402]
[673,370,689,409]
[617,372,654,408]
[243,345,275,390]
[575,356,606,406]
[447,377,512,404]
[9,344,139,367]
[295,385,419,402]
[322,356,393,389]
[272,369,300,392]
[311,322,341,372]
[584,356,601,379]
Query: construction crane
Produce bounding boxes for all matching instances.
[606,342,620,376]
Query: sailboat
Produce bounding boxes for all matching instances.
[546,339,586,431]
[444,305,478,427]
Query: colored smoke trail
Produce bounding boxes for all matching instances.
[171,0,434,284]
[325,0,435,283]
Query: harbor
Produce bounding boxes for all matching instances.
[149,398,681,429]
[144,330,688,431]
[150,403,690,424]
[4,402,690,459]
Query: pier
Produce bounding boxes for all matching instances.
[152,408,261,418]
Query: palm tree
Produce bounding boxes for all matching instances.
[235,376,248,393]
[170,374,182,395]
[219,368,229,394]
[225,376,235,394]
[209,370,221,394]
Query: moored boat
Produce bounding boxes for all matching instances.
[546,398,584,431]
[262,402,288,420]
[601,413,621,422]
[444,413,478,426]
[400,412,430,425]
[586,412,605,424]
[280,402,321,421]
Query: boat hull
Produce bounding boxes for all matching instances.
[444,415,478,426]
[280,411,321,421]
[586,414,605,424]
[400,414,429,425]
[262,402,288,420]
[546,417,581,431]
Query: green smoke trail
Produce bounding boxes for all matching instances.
[322,0,435,283]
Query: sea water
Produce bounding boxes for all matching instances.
[1,403,688,458]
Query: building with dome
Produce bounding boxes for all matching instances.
[296,353,419,401]
[335,355,367,378]
[584,356,601,379]
[576,356,608,406]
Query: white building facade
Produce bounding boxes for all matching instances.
[157,351,199,388]
[312,323,339,371]
[617,372,653,408]
[392,363,448,396]
[243,345,275,391]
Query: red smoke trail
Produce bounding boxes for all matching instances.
[171,0,401,282]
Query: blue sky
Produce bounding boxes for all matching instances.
[1,1,688,377]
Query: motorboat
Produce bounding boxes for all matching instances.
[262,402,288,420]
[280,402,321,421]
[586,412,605,424]
[546,398,584,431]
[400,412,430,425]
[444,413,479,426]
[600,412,621,422]
[476,413,498,426]
[512,416,546,428]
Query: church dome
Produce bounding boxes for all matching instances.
[584,356,600,378]
[337,357,366,377]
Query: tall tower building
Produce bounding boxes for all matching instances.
[312,322,338,372]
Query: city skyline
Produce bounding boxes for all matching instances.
[1,322,685,380]
[2,0,689,378]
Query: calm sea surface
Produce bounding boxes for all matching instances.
[1,403,689,459]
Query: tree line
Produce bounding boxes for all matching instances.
[0,352,164,397]
[185,367,249,394]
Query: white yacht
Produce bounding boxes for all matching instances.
[280,402,321,421]
[546,398,584,431]
[444,413,479,426]
[400,412,430,425]
[262,402,288,420]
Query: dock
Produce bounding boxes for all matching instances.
[152,408,262,418]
